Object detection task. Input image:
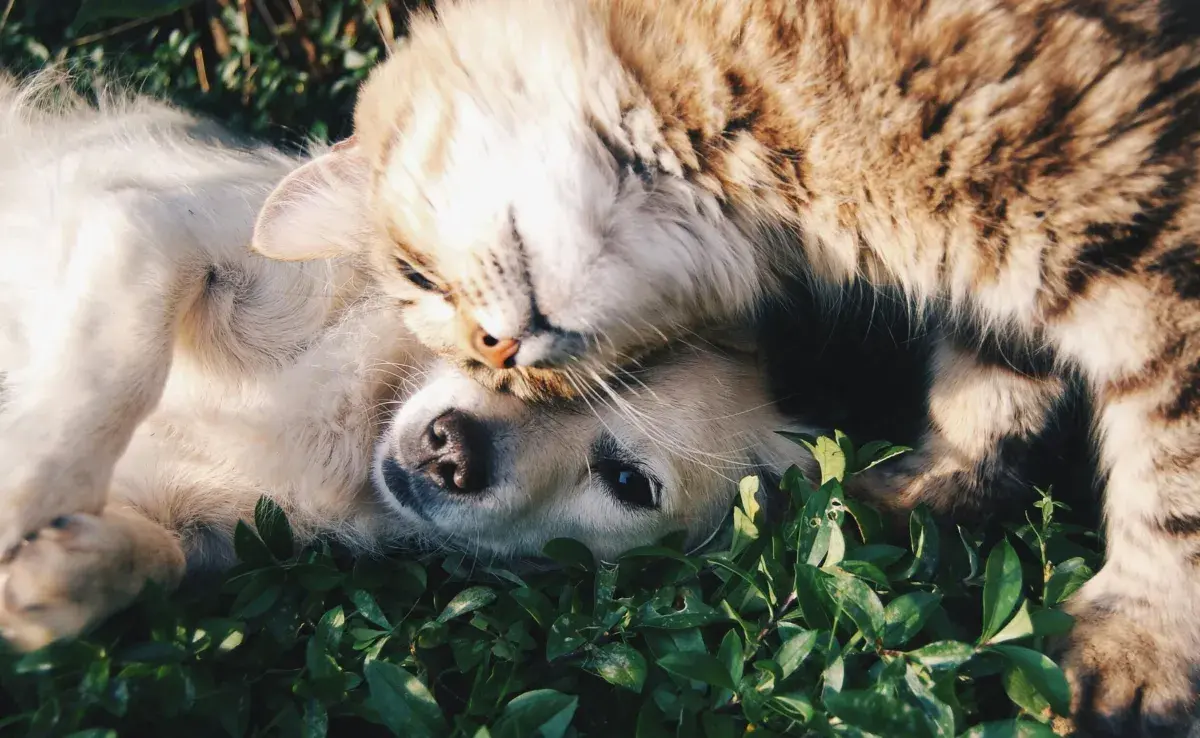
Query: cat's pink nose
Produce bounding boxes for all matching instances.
[471,327,520,369]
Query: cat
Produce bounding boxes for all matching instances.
[251,0,1200,732]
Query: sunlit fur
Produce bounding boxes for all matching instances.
[251,0,1200,731]
[0,73,813,652]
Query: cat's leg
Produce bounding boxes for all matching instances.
[0,193,207,554]
[853,333,1066,518]
[0,505,186,651]
[1046,279,1200,735]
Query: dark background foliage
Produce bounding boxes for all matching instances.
[1,0,428,147]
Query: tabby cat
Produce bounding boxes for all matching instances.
[253,0,1200,732]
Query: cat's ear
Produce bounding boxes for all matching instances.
[252,136,372,261]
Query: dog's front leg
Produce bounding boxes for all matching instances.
[0,193,205,554]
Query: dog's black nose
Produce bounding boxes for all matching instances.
[418,410,489,494]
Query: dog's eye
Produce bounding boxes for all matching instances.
[595,457,660,510]
[396,257,439,292]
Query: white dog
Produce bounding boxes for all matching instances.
[0,74,814,651]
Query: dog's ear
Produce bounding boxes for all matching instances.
[252,137,371,262]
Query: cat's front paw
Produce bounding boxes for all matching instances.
[850,448,981,518]
[849,444,1028,522]
[1057,599,1198,737]
[0,512,183,652]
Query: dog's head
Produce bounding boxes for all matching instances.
[373,343,813,561]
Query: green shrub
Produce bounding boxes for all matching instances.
[0,434,1100,737]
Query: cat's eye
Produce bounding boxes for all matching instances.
[395,257,439,292]
[594,457,660,510]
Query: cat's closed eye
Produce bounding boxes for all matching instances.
[395,257,439,292]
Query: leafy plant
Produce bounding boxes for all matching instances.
[0,434,1100,737]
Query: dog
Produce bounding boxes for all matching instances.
[0,73,814,651]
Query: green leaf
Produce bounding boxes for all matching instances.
[635,701,672,738]
[731,506,759,556]
[302,698,328,738]
[713,630,744,707]
[989,644,1071,716]
[904,663,956,738]
[883,592,943,648]
[363,660,446,738]
[855,442,911,473]
[1001,664,1051,720]
[254,496,294,561]
[824,688,935,738]
[850,542,907,567]
[588,642,647,693]
[1029,608,1074,638]
[843,498,886,544]
[437,586,497,623]
[957,525,985,583]
[777,624,819,679]
[824,570,886,644]
[987,600,1034,645]
[511,586,555,629]
[314,606,346,653]
[900,506,940,581]
[541,538,595,571]
[637,587,724,630]
[546,613,591,661]
[980,539,1023,643]
[837,559,891,588]
[619,546,700,571]
[959,719,1059,737]
[1044,557,1094,607]
[824,524,848,567]
[293,562,344,592]
[738,475,763,524]
[906,641,976,672]
[794,564,834,630]
[232,582,282,619]
[232,520,275,567]
[492,689,579,738]
[807,436,847,484]
[350,589,392,630]
[656,651,737,691]
[795,481,833,564]
[766,692,815,725]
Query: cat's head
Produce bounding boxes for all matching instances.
[252,0,760,400]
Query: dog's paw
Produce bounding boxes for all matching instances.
[0,462,109,558]
[0,512,181,652]
[1057,601,1198,737]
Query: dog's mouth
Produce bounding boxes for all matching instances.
[378,457,435,521]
